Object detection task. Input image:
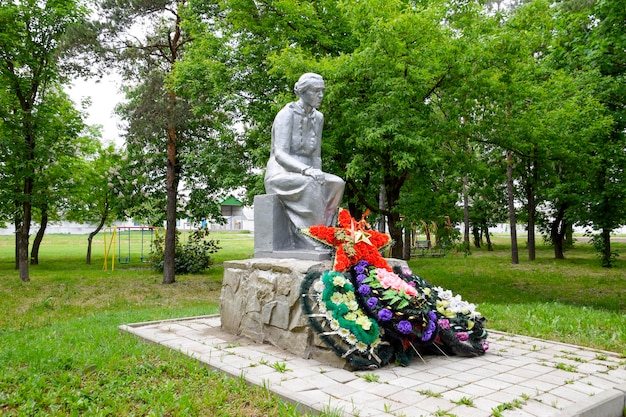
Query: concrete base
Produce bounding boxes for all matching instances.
[253,194,332,260]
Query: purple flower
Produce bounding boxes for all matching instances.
[421,328,434,342]
[401,265,413,276]
[366,297,378,309]
[358,284,371,296]
[437,319,451,330]
[480,339,490,351]
[421,312,437,341]
[378,309,392,322]
[397,320,413,334]
[457,332,469,342]
[354,260,369,274]
[356,274,367,284]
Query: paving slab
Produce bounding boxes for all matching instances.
[120,315,626,417]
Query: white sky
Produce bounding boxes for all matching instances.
[67,74,124,147]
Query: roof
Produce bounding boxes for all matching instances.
[220,196,243,206]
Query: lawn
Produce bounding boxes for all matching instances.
[0,231,624,416]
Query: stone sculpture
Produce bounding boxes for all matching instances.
[261,73,345,252]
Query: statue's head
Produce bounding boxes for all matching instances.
[294,73,325,109]
[294,73,325,97]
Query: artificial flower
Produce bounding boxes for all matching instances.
[375,268,419,297]
[397,320,413,334]
[300,208,392,271]
[378,309,393,321]
[457,332,469,342]
[358,284,371,296]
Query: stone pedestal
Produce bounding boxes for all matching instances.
[220,258,347,368]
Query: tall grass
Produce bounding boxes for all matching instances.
[0,231,624,416]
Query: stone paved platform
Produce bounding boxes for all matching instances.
[120,315,626,417]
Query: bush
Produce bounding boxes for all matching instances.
[149,228,221,274]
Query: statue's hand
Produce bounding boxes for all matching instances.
[306,168,325,185]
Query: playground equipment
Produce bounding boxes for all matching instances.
[103,226,156,271]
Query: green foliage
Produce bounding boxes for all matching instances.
[149,228,221,274]
[0,0,91,279]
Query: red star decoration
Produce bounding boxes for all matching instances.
[301,208,392,272]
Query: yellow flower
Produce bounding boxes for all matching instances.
[356,315,372,331]
[344,312,357,321]
[423,287,431,297]
[330,293,344,304]
[347,300,359,311]
[333,275,347,287]
[468,320,475,330]
[437,300,456,318]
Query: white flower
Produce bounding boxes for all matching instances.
[313,280,325,293]
[338,328,351,338]
[469,310,482,319]
[346,333,358,345]
[437,288,454,301]
[356,342,368,352]
[329,319,340,330]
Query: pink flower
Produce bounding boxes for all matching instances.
[480,339,490,351]
[456,332,469,342]
[375,268,418,297]
[437,319,450,330]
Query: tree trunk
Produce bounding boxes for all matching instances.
[30,206,48,265]
[472,224,481,248]
[483,223,493,251]
[18,159,34,281]
[551,207,568,260]
[378,185,386,233]
[526,158,537,261]
[565,223,573,248]
[14,221,19,270]
[387,211,404,259]
[462,175,470,251]
[383,175,405,259]
[506,151,519,264]
[163,91,179,284]
[402,225,411,260]
[601,228,611,268]
[87,200,109,265]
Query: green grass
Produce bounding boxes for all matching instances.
[408,237,626,353]
[1,231,625,416]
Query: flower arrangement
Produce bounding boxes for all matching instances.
[302,208,392,271]
[300,209,489,369]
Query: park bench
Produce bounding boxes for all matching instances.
[411,240,448,258]
[411,240,431,257]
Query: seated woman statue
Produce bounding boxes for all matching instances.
[264,73,345,250]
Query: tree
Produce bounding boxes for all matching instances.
[98,0,248,282]
[61,140,125,265]
[0,0,89,281]
[266,0,491,258]
[549,0,626,266]
[96,0,195,284]
[27,89,99,264]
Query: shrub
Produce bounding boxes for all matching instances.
[149,228,221,274]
